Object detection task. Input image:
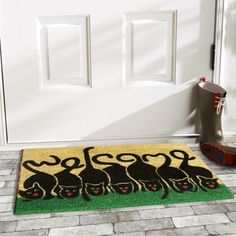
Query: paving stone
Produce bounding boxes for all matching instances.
[218,174,236,181]
[0,187,15,196]
[0,170,12,176]
[214,169,235,175]
[218,174,236,187]
[109,233,145,236]
[228,212,236,222]
[0,195,13,203]
[0,221,17,233]
[192,204,228,214]
[0,203,12,212]
[0,155,20,160]
[172,213,230,227]
[215,196,236,204]
[4,181,16,188]
[0,151,20,156]
[1,213,51,221]
[0,175,17,182]
[11,169,19,175]
[231,187,236,194]
[80,212,118,225]
[211,166,235,173]
[117,211,140,221]
[0,165,16,170]
[110,205,164,212]
[0,164,18,170]
[16,216,80,231]
[114,218,173,233]
[189,146,199,151]
[0,230,48,236]
[139,206,194,219]
[51,209,111,217]
[0,153,20,160]
[0,159,18,165]
[221,234,236,236]
[0,212,13,217]
[166,201,209,208]
[225,202,236,211]
[146,226,209,236]
[49,223,114,236]
[206,222,236,234]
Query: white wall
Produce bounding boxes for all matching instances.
[220,0,236,136]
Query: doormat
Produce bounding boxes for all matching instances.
[14,144,234,215]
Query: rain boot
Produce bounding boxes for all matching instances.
[198,77,236,165]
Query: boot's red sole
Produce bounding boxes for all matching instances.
[200,142,236,166]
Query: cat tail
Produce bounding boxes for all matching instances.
[169,150,195,161]
[156,153,171,169]
[92,153,115,166]
[155,171,169,199]
[160,180,169,199]
[22,155,61,174]
[116,153,140,163]
[81,186,91,202]
[83,147,96,168]
[61,157,85,170]
[142,153,170,164]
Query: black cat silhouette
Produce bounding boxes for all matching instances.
[92,154,139,195]
[79,147,110,201]
[170,149,219,191]
[19,155,60,200]
[54,157,84,199]
[117,153,168,199]
[19,183,44,200]
[143,153,196,193]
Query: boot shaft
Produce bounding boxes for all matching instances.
[198,81,226,143]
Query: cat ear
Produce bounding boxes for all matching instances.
[180,177,188,181]
[109,185,115,192]
[58,185,64,190]
[33,183,40,188]
[169,178,177,184]
[198,176,207,181]
[18,190,24,196]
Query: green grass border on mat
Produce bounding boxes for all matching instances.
[14,184,234,215]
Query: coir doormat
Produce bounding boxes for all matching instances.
[15,144,233,215]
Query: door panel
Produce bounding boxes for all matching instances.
[37,15,91,88]
[0,0,215,143]
[124,11,176,85]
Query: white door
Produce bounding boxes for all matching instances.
[0,0,216,143]
[219,0,236,137]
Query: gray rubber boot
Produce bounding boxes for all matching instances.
[198,79,236,165]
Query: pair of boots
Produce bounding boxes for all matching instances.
[198,78,236,165]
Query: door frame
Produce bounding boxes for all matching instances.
[213,0,225,85]
[0,0,231,149]
[0,41,7,146]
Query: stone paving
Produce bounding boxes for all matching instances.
[0,147,236,235]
